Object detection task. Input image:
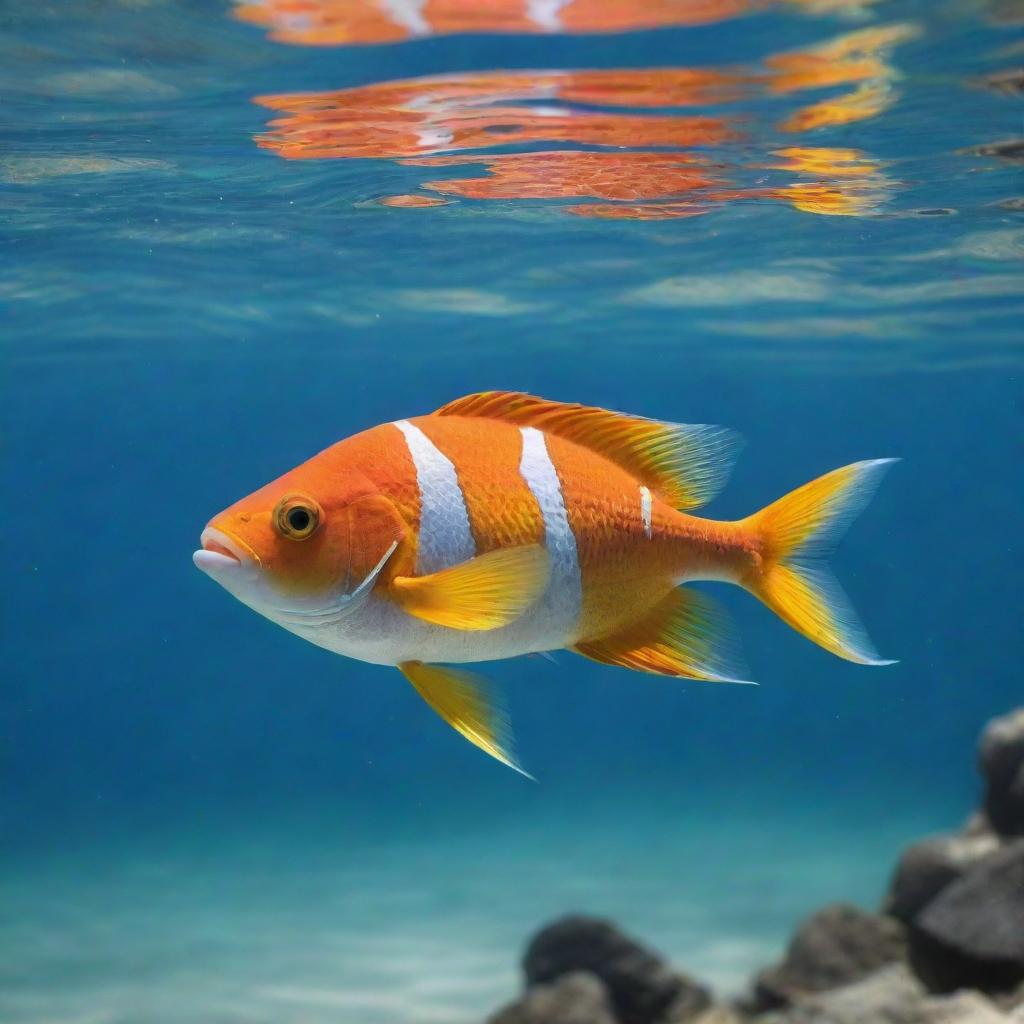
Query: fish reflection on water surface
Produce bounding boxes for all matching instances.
[253,25,915,218]
[234,0,885,45]
[195,393,896,775]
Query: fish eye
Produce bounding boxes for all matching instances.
[274,495,322,540]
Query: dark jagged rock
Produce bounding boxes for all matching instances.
[750,904,907,1012]
[979,708,1024,836]
[487,971,618,1024]
[523,916,711,1024]
[911,840,1024,994]
[883,831,1000,924]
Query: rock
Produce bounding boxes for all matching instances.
[914,840,1024,993]
[750,904,907,1011]
[687,1009,748,1024]
[758,964,1010,1023]
[523,916,711,1024]
[962,812,994,838]
[994,981,1024,1013]
[1013,982,1024,1010]
[759,964,925,1023]
[917,991,1012,1023]
[980,709,1024,836]
[659,983,716,1024]
[487,971,618,1024]
[884,832,1001,924]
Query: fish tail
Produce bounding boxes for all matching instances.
[741,459,898,664]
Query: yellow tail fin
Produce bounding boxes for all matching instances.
[744,459,897,665]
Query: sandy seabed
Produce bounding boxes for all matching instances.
[0,805,944,1024]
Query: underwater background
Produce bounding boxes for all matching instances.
[3,0,1022,1020]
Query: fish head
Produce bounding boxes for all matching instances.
[194,456,406,629]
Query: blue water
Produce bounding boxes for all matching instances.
[3,0,1022,1020]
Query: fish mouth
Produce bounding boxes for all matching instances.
[193,527,248,574]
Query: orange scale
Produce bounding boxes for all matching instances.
[235,0,412,45]
[423,0,540,35]
[559,0,762,32]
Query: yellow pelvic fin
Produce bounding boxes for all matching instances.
[743,459,897,665]
[390,545,549,631]
[433,391,742,510]
[399,661,533,777]
[573,586,751,683]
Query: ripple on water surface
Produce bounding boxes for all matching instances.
[2,0,1021,361]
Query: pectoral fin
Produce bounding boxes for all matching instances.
[399,661,533,778]
[573,586,752,684]
[390,545,549,631]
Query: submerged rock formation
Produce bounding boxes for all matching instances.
[884,831,1000,924]
[489,972,618,1024]
[484,705,1024,1024]
[913,840,1024,993]
[757,964,1010,1024]
[749,904,907,1012]
[490,916,711,1024]
[980,708,1024,837]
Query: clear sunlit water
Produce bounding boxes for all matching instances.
[3,0,1022,1021]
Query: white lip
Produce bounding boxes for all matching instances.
[193,549,239,572]
[193,527,247,575]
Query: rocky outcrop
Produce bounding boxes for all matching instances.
[750,905,907,1012]
[759,964,1011,1023]
[878,708,1024,998]
[912,841,1024,994]
[979,709,1024,836]
[488,971,618,1024]
[884,832,1000,924]
[523,916,711,1024]
[483,706,1024,1024]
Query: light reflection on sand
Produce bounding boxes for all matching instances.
[253,24,915,218]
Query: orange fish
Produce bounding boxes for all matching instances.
[194,392,896,774]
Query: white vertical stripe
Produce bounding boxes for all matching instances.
[527,0,570,31]
[393,420,475,575]
[379,0,430,36]
[518,427,581,639]
[640,485,653,539]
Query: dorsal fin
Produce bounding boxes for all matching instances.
[433,391,742,510]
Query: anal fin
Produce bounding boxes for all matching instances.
[573,587,752,683]
[399,661,533,778]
